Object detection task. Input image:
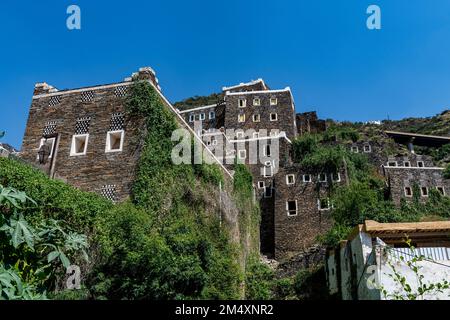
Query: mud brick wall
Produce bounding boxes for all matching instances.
[21,81,144,202]
[180,104,225,132]
[296,111,327,135]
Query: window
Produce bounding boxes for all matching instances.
[388,161,397,167]
[253,98,261,106]
[100,185,118,203]
[264,186,273,198]
[403,161,411,167]
[70,134,89,156]
[286,174,295,185]
[318,173,327,183]
[270,98,278,106]
[363,145,371,153]
[263,166,273,177]
[209,111,216,120]
[351,146,359,153]
[303,174,312,183]
[199,113,206,121]
[238,149,247,159]
[421,187,429,197]
[318,198,330,211]
[236,131,245,139]
[38,137,56,159]
[270,113,278,121]
[212,139,218,146]
[286,201,298,216]
[258,181,265,189]
[417,161,424,168]
[436,186,446,196]
[206,140,211,146]
[404,187,413,197]
[264,145,271,157]
[238,99,246,108]
[106,130,125,153]
[332,172,341,182]
[189,114,195,122]
[238,114,246,123]
[252,114,261,122]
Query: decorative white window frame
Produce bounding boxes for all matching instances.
[332,172,341,182]
[105,130,125,153]
[258,181,265,189]
[270,113,278,121]
[264,186,273,198]
[270,98,278,106]
[387,161,397,167]
[238,114,246,123]
[318,198,331,211]
[209,111,216,120]
[70,134,89,156]
[286,174,295,185]
[318,173,327,183]
[189,114,195,122]
[286,200,298,217]
[238,99,247,108]
[417,161,425,168]
[436,186,446,196]
[212,139,218,146]
[403,161,411,167]
[351,146,359,153]
[363,144,372,153]
[38,137,56,159]
[238,149,247,160]
[263,166,273,177]
[199,113,206,121]
[420,186,429,197]
[404,186,413,197]
[263,145,271,157]
[253,98,261,106]
[253,114,261,122]
[303,174,312,183]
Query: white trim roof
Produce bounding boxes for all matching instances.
[178,104,220,114]
[222,78,267,91]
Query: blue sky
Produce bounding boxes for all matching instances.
[0,0,449,149]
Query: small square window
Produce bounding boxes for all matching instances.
[363,145,371,153]
[318,173,327,183]
[238,99,247,108]
[270,98,278,106]
[332,172,341,182]
[263,166,273,177]
[209,111,216,120]
[388,161,397,167]
[238,114,246,123]
[318,198,330,211]
[270,113,278,121]
[70,134,89,156]
[258,181,265,189]
[303,174,312,183]
[253,98,261,106]
[253,114,261,122]
[199,113,206,121]
[286,200,298,216]
[106,130,125,153]
[403,161,411,167]
[264,186,273,198]
[286,174,295,185]
[238,150,247,159]
[417,161,424,168]
[189,114,195,122]
[436,186,446,196]
[351,146,359,153]
[421,187,429,197]
[404,187,413,197]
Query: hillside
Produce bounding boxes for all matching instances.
[173,92,224,111]
[381,109,450,136]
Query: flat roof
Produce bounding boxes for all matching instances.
[385,130,450,148]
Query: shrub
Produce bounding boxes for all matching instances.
[244,257,274,300]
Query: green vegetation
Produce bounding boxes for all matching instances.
[173,93,224,111]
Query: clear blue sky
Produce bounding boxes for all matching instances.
[1,0,449,149]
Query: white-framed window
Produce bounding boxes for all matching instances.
[253,114,261,122]
[212,139,218,146]
[264,186,273,198]
[253,98,261,106]
[238,99,247,108]
[417,161,424,168]
[286,200,298,216]
[332,172,341,182]
[263,145,271,157]
[236,131,245,139]
[253,132,260,139]
[403,161,411,167]
[363,144,372,153]
[436,186,446,196]
[70,134,89,156]
[189,114,195,122]
[404,186,413,197]
[199,113,206,121]
[270,113,278,121]
[318,173,327,183]
[318,198,330,211]
[270,98,278,106]
[303,174,312,183]
[258,181,265,189]
[421,186,429,197]
[387,161,397,167]
[238,149,247,159]
[351,146,359,153]
[263,166,273,177]
[37,137,56,159]
[105,130,125,153]
[286,174,295,185]
[209,111,216,120]
[206,140,211,146]
[238,114,246,123]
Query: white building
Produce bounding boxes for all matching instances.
[326,220,450,300]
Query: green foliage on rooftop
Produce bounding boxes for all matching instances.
[173,93,224,111]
